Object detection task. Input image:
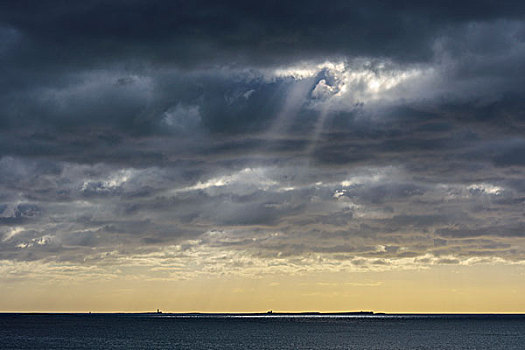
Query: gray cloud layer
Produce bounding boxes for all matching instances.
[0,1,524,273]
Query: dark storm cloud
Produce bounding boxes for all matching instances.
[437,224,525,238]
[2,0,525,69]
[0,1,524,269]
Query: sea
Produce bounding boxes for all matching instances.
[1,313,524,349]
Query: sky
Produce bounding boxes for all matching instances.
[0,0,524,313]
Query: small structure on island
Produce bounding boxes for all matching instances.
[267,310,273,314]
[156,309,162,314]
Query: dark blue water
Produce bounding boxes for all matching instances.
[1,314,524,349]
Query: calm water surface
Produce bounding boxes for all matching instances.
[1,314,524,349]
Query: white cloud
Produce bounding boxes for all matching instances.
[2,227,24,242]
[173,167,278,194]
[270,59,429,109]
[467,183,503,195]
[81,169,137,193]
[162,103,202,130]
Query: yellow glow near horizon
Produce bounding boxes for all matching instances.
[2,263,524,313]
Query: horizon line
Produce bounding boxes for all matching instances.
[2,311,525,315]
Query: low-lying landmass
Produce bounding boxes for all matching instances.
[140,310,383,316]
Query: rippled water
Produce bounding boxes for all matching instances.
[1,314,524,349]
